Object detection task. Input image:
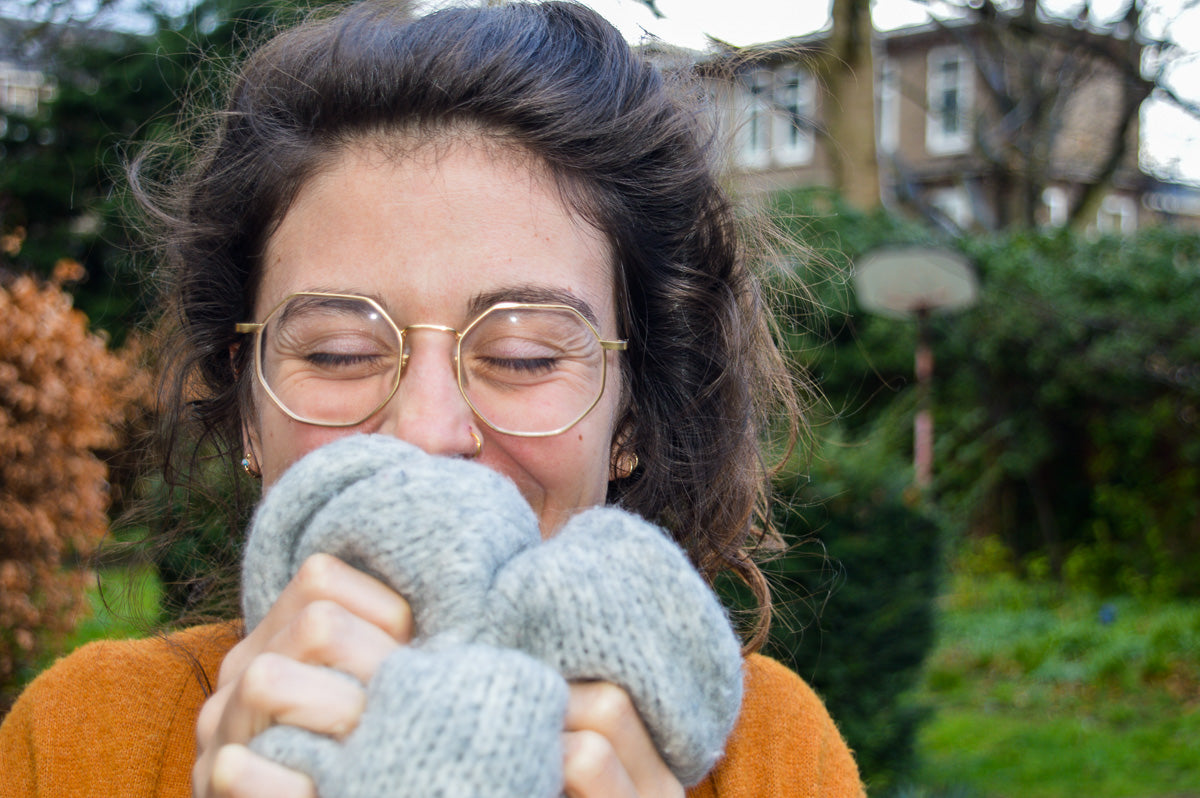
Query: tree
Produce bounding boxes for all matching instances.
[816,0,881,210]
[772,187,1200,599]
[0,0,333,339]
[0,257,151,710]
[900,0,1199,230]
[0,20,178,337]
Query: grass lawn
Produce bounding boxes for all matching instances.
[906,566,1200,798]
[29,564,162,677]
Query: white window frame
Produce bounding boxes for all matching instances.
[926,46,972,155]
[1098,194,1137,234]
[878,59,900,155]
[1042,186,1069,227]
[772,66,815,166]
[930,186,973,228]
[738,68,772,169]
[0,62,47,117]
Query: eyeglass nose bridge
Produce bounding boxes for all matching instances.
[395,322,463,373]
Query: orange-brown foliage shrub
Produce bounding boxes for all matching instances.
[0,259,150,707]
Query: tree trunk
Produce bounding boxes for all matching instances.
[818,0,881,209]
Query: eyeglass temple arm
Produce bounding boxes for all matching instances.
[601,340,628,351]
[235,323,263,334]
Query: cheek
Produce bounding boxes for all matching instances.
[255,411,349,488]
[493,430,612,535]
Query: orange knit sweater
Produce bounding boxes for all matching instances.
[0,623,864,796]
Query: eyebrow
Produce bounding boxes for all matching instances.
[276,292,378,324]
[290,285,603,329]
[467,286,601,328]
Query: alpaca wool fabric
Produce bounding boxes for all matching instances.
[251,643,569,798]
[240,434,744,793]
[241,434,540,641]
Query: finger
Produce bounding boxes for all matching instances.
[213,653,367,751]
[565,682,682,796]
[202,602,394,755]
[562,730,638,798]
[253,553,413,648]
[220,554,412,684]
[207,743,317,798]
[269,598,401,684]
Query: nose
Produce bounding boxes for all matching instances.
[375,328,480,458]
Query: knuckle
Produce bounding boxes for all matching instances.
[216,637,256,687]
[563,729,616,786]
[586,682,636,730]
[292,599,349,654]
[237,652,287,707]
[293,553,342,596]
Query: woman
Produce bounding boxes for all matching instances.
[0,2,864,796]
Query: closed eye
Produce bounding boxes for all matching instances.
[305,352,388,367]
[478,356,558,374]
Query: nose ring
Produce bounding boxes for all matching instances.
[468,428,483,459]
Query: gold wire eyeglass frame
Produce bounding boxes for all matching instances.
[235,291,628,437]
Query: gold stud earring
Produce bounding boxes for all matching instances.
[468,428,483,459]
[241,451,261,479]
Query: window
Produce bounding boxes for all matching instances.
[1042,186,1068,227]
[773,67,815,166]
[739,69,772,168]
[1097,194,1136,234]
[736,65,815,169]
[0,63,48,117]
[930,186,972,228]
[926,46,972,155]
[878,60,899,155]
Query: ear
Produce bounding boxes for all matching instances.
[608,425,638,481]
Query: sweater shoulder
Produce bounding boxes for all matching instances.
[28,622,235,697]
[0,622,239,798]
[687,654,865,798]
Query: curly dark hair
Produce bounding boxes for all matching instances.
[137,0,802,649]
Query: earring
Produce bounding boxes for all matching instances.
[615,450,639,479]
[468,428,483,459]
[241,451,261,479]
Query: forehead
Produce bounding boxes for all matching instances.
[258,135,617,327]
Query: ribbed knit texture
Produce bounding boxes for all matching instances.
[239,434,744,795]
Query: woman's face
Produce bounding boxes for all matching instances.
[245,137,623,536]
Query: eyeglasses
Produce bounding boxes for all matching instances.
[235,292,627,437]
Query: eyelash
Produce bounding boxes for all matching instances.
[306,352,382,366]
[479,356,557,373]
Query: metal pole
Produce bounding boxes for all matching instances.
[914,308,933,489]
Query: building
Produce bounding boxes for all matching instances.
[703,15,1200,232]
[0,18,57,121]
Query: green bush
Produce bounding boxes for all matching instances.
[728,411,943,793]
[770,188,1200,599]
[935,228,1200,596]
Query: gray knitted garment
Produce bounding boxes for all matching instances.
[241,434,743,796]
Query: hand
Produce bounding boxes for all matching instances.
[192,554,413,798]
[563,681,686,798]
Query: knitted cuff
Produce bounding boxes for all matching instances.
[249,642,568,798]
[481,506,744,786]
